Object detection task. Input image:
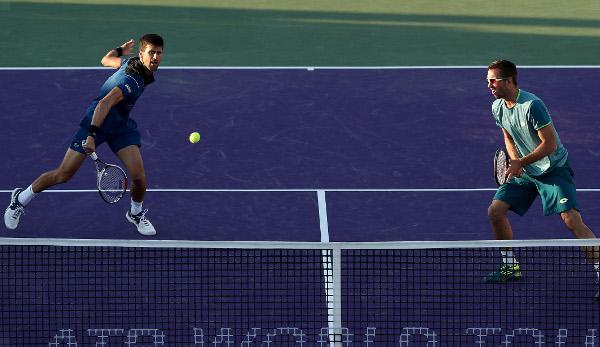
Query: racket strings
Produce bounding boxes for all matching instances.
[495,150,509,184]
[98,166,127,203]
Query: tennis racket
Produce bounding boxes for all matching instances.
[493,148,510,186]
[89,152,128,204]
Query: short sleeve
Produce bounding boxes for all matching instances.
[492,100,503,128]
[117,75,140,98]
[529,99,551,130]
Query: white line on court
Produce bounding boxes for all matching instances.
[317,190,330,242]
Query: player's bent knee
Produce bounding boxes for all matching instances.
[54,169,76,184]
[561,209,584,231]
[488,202,508,223]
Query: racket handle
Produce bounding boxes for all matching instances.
[81,140,98,161]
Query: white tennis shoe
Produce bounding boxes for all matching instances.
[126,209,156,236]
[4,188,25,230]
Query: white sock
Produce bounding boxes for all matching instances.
[17,185,37,206]
[594,263,600,280]
[130,200,143,215]
[501,250,518,266]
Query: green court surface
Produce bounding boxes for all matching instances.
[1,0,600,66]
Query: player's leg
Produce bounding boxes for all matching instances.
[113,142,156,236]
[115,144,147,203]
[27,126,91,198]
[561,208,596,239]
[560,209,599,287]
[485,178,537,282]
[537,166,598,259]
[4,148,86,230]
[107,122,155,235]
[563,210,600,301]
[488,199,513,240]
[486,199,522,283]
[538,165,599,299]
[31,149,87,193]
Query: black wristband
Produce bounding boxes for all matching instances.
[115,47,123,57]
[88,125,100,138]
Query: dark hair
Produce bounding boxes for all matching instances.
[488,60,518,85]
[139,34,164,51]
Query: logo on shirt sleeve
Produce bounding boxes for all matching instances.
[124,84,132,94]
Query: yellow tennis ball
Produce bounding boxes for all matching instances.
[189,132,201,143]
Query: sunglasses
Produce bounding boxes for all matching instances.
[487,77,508,83]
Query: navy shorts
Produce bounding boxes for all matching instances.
[70,119,141,154]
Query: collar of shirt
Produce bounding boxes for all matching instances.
[124,57,155,85]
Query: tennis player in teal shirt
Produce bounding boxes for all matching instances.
[4,34,163,236]
[485,60,599,300]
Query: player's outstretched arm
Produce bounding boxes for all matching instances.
[101,39,135,69]
[83,87,125,154]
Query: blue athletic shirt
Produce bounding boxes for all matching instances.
[80,57,153,133]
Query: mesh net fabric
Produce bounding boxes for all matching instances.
[0,239,598,345]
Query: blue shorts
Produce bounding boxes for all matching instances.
[493,165,579,216]
[70,119,141,154]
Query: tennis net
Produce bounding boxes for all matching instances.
[0,238,599,346]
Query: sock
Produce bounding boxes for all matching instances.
[130,200,143,215]
[17,185,37,206]
[501,250,518,266]
[595,263,600,280]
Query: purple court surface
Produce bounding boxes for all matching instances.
[1,67,598,241]
[1,68,599,345]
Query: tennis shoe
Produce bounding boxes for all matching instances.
[484,263,521,283]
[4,188,25,230]
[126,209,156,236]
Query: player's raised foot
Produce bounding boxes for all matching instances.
[4,188,25,230]
[484,263,521,283]
[126,209,156,236]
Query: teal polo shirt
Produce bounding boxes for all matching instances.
[491,89,568,177]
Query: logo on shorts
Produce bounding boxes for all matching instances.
[559,198,569,204]
[125,84,132,93]
[520,121,527,127]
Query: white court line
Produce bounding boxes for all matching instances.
[1,188,600,193]
[317,190,330,242]
[1,65,599,71]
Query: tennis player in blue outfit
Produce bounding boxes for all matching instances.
[484,60,599,299]
[4,34,163,236]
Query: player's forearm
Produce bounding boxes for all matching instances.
[505,141,520,161]
[502,131,520,160]
[101,39,134,69]
[520,139,556,167]
[90,99,111,128]
[100,49,122,69]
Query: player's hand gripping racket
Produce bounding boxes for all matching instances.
[89,152,128,204]
[493,148,510,186]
